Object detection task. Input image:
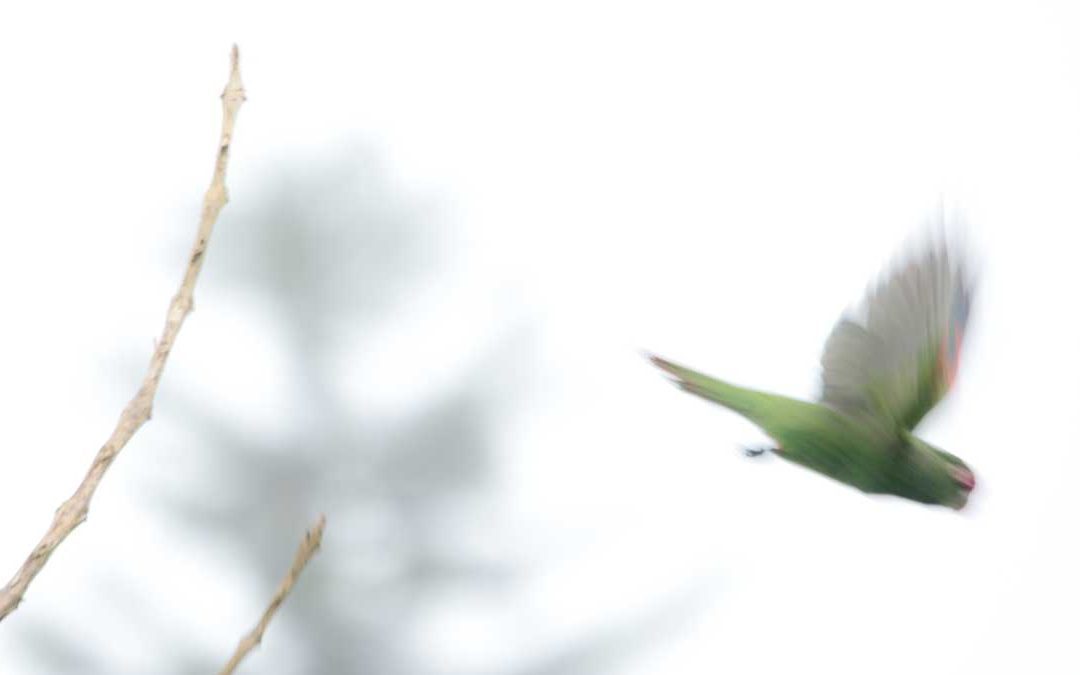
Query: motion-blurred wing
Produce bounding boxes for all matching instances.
[819,241,973,431]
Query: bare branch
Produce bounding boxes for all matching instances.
[218,515,327,675]
[0,45,247,621]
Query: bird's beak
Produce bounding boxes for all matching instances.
[949,465,976,492]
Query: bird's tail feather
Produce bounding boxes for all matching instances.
[648,353,771,420]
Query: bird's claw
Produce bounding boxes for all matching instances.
[742,445,773,458]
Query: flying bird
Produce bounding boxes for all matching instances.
[649,240,976,509]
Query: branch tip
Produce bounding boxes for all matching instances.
[217,516,328,675]
[0,46,246,623]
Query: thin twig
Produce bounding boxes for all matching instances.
[218,515,327,675]
[0,45,246,621]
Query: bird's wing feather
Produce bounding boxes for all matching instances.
[818,240,973,431]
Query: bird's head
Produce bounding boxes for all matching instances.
[945,461,976,509]
[933,448,977,510]
[900,435,976,510]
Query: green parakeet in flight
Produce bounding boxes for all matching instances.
[650,240,976,509]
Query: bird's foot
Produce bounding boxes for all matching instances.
[742,445,774,458]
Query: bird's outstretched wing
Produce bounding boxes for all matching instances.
[818,240,973,431]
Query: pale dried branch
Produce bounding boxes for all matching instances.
[218,515,327,675]
[0,45,247,621]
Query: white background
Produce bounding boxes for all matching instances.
[1,1,1079,673]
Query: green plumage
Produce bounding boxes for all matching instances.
[651,240,975,509]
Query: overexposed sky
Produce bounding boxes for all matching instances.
[2,2,1080,673]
